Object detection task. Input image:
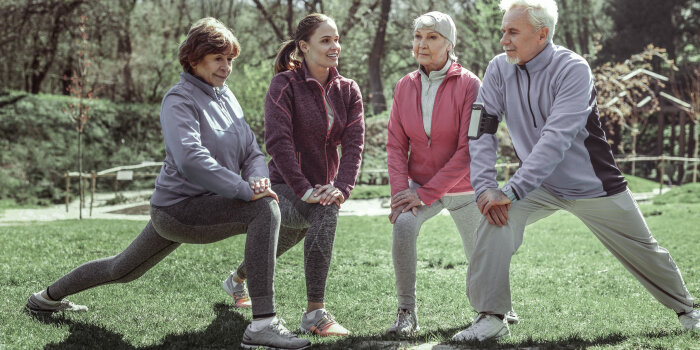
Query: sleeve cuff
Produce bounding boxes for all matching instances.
[300,188,314,201]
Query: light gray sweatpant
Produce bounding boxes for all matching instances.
[467,187,695,315]
[235,183,339,303]
[392,190,481,311]
[46,195,280,317]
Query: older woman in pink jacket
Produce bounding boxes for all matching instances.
[385,11,517,337]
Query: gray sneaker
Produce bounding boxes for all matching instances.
[679,309,699,331]
[505,310,520,324]
[222,273,252,309]
[299,309,350,336]
[386,308,419,337]
[241,317,311,350]
[26,290,88,315]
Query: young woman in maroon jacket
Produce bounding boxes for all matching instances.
[221,13,364,337]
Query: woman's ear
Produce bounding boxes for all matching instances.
[299,40,308,54]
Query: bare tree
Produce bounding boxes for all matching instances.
[368,0,390,114]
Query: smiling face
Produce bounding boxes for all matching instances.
[412,27,450,73]
[500,6,548,65]
[191,52,234,87]
[299,21,341,71]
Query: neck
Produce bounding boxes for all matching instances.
[307,62,330,86]
[422,57,449,74]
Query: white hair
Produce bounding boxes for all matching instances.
[499,0,558,43]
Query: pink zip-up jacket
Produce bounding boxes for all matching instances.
[386,62,480,206]
[265,63,365,200]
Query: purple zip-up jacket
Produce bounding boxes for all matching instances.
[151,72,268,206]
[265,63,365,200]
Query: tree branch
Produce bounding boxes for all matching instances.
[252,0,286,42]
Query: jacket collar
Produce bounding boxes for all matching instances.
[181,72,228,99]
[517,42,554,74]
[419,59,452,82]
[300,61,341,87]
[410,61,463,90]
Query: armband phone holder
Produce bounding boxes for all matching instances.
[468,103,499,140]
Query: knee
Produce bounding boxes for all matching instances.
[252,197,281,222]
[394,211,419,234]
[310,203,339,223]
[108,255,144,283]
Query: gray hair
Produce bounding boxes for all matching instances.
[413,12,458,62]
[499,0,558,43]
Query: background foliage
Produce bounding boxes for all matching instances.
[0,0,698,203]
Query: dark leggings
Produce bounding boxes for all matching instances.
[235,183,338,303]
[47,195,280,317]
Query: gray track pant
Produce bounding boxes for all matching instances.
[235,183,339,303]
[392,190,481,311]
[47,195,280,317]
[467,187,695,315]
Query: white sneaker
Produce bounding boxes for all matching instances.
[241,317,311,349]
[386,308,419,337]
[505,310,520,324]
[26,290,88,315]
[452,313,509,342]
[679,310,699,331]
[221,273,251,309]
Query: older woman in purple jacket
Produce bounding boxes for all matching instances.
[222,13,364,337]
[25,18,309,350]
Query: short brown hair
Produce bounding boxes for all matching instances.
[178,17,240,74]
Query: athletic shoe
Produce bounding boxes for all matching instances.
[222,273,251,309]
[679,309,700,331]
[25,290,88,315]
[299,309,350,336]
[385,308,419,337]
[505,310,520,324]
[241,317,311,350]
[452,313,509,342]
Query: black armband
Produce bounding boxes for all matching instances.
[468,103,499,140]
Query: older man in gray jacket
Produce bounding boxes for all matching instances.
[452,0,699,342]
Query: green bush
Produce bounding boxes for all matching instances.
[0,91,164,204]
[653,183,700,205]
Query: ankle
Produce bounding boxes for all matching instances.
[233,274,245,284]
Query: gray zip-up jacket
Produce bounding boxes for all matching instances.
[470,43,627,200]
[151,72,268,206]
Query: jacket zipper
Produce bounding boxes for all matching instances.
[520,65,538,128]
[310,78,335,184]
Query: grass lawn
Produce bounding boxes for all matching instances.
[1,202,699,348]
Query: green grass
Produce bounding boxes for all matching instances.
[654,183,700,205]
[2,203,699,349]
[352,184,391,199]
[625,174,662,193]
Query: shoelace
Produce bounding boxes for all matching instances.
[270,319,296,338]
[394,310,411,328]
[313,311,337,331]
[233,289,249,298]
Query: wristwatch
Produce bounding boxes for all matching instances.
[501,185,517,202]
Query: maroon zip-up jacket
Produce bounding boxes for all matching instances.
[265,63,365,200]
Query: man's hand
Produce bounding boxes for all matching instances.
[248,177,270,194]
[251,187,279,202]
[391,189,421,215]
[476,188,511,226]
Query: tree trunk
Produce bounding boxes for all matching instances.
[368,0,390,115]
[657,112,664,182]
[678,112,686,184]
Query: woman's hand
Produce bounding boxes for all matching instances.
[308,184,345,208]
[251,187,279,202]
[391,189,421,215]
[388,203,412,224]
[248,177,271,194]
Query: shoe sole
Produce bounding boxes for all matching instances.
[506,317,519,325]
[240,341,311,350]
[299,328,350,337]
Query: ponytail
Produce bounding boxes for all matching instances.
[273,13,335,74]
[274,40,302,74]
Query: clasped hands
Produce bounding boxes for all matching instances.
[248,177,278,202]
[388,189,422,224]
[476,188,511,227]
[306,184,345,208]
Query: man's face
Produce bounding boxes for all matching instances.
[500,6,548,65]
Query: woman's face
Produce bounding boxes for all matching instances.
[300,21,341,71]
[412,27,450,72]
[191,52,234,87]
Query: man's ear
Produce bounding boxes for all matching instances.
[538,27,549,44]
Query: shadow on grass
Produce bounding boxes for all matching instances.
[30,306,688,349]
[34,302,248,349]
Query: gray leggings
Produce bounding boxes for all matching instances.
[235,183,338,303]
[46,195,280,317]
